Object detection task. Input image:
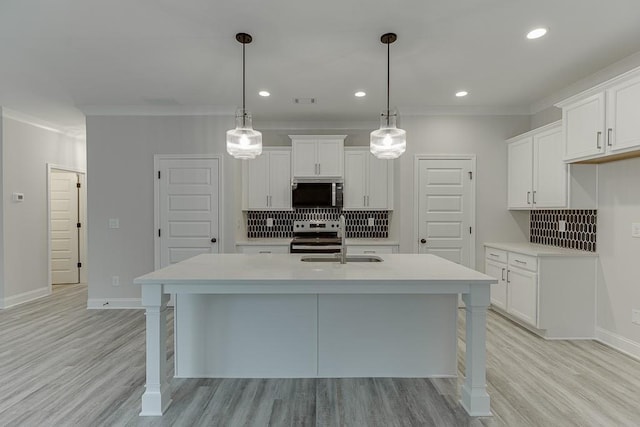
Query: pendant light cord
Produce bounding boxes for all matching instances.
[386,40,390,126]
[242,41,246,127]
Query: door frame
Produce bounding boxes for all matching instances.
[413,154,477,269]
[47,164,87,291]
[153,154,225,269]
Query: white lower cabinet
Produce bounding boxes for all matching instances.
[484,244,596,339]
[236,244,289,254]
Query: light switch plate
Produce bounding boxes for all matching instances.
[108,218,120,229]
[266,218,274,227]
[558,220,566,232]
[368,218,375,227]
[632,223,640,238]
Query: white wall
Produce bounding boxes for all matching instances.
[0,108,4,303]
[398,115,531,268]
[596,157,640,352]
[85,115,235,305]
[0,114,86,308]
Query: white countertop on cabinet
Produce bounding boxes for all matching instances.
[484,242,598,257]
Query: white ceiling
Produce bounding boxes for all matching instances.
[2,0,640,133]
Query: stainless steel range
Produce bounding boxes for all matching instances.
[289,220,342,254]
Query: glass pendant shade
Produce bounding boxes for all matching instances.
[226,109,262,159]
[370,111,406,159]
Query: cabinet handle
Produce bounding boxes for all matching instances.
[514,259,527,265]
[596,131,602,149]
[258,251,271,254]
[489,253,500,258]
[501,268,505,281]
[366,195,369,206]
[506,270,510,283]
[527,191,531,204]
[318,164,321,175]
[532,191,536,204]
[364,250,376,254]
[266,195,269,206]
[607,128,613,147]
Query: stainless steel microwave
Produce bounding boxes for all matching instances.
[292,182,343,208]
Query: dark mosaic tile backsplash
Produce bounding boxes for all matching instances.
[247,209,389,238]
[530,210,597,252]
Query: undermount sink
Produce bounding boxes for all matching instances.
[300,255,383,263]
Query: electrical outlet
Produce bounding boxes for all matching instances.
[368,218,375,227]
[558,220,566,232]
[632,309,640,325]
[266,218,274,227]
[632,223,640,238]
[112,276,120,286]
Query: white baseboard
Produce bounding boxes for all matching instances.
[87,298,142,309]
[595,327,640,361]
[0,286,50,309]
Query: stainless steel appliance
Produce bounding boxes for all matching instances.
[292,182,343,208]
[289,220,342,253]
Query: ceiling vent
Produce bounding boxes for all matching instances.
[293,98,316,104]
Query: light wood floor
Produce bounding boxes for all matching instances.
[1,284,639,426]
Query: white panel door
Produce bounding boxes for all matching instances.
[268,150,292,209]
[533,128,566,208]
[50,171,80,284]
[344,150,367,209]
[507,137,533,209]
[417,159,472,266]
[563,93,606,161]
[606,74,640,153]
[158,158,220,268]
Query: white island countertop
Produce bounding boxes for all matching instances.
[135,253,494,289]
[484,242,598,257]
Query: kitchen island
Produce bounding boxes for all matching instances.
[134,253,495,417]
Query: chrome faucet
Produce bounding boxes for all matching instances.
[339,214,347,264]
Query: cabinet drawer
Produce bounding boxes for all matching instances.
[348,245,396,255]
[485,248,507,263]
[237,245,289,254]
[508,252,537,272]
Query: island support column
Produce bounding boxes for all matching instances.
[140,284,171,416]
[460,284,492,416]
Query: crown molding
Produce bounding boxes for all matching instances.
[399,105,531,116]
[1,108,85,139]
[79,104,235,117]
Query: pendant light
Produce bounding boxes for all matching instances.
[370,33,406,159]
[226,33,262,159]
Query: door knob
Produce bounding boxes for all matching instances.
[211,238,217,243]
[420,239,427,244]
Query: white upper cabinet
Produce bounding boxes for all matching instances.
[343,148,393,210]
[558,67,640,163]
[507,122,567,209]
[290,135,345,179]
[243,148,291,210]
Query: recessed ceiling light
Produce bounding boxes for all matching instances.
[355,91,366,97]
[258,90,270,97]
[455,91,468,97]
[526,28,548,40]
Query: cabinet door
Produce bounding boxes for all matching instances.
[347,245,396,255]
[533,127,567,208]
[344,150,367,209]
[507,137,533,209]
[292,140,318,177]
[563,93,606,161]
[268,151,292,209]
[237,245,289,254]
[246,153,270,209]
[507,267,538,327]
[367,154,390,209]
[606,75,640,153]
[485,259,507,310]
[316,139,344,177]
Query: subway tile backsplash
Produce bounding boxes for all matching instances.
[247,209,389,238]
[530,209,597,252]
